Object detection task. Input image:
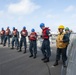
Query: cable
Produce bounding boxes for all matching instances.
[45,62,51,75]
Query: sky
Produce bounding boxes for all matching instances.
[0,0,76,32]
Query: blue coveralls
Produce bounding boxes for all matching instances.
[41,39,51,58]
[41,28,51,60]
[29,32,37,57]
[29,41,37,56]
[0,31,5,44]
[11,30,19,49]
[19,30,28,51]
[3,29,10,46]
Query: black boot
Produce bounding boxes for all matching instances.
[18,47,22,52]
[63,61,67,67]
[44,57,49,63]
[23,49,26,54]
[33,54,36,59]
[29,54,33,57]
[18,50,22,52]
[41,55,46,61]
[3,44,6,46]
[53,60,58,66]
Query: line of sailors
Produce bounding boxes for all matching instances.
[0,23,71,67]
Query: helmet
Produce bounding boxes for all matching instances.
[23,26,26,29]
[58,25,64,29]
[40,23,45,28]
[7,26,9,28]
[31,28,35,32]
[13,27,15,30]
[65,27,69,31]
[2,28,4,30]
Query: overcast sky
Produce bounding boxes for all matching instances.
[0,0,76,32]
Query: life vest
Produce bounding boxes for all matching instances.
[42,27,50,39]
[56,32,69,48]
[5,29,10,35]
[21,30,27,36]
[0,30,5,35]
[29,32,37,41]
[13,30,17,36]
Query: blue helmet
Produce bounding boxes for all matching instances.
[13,27,15,30]
[23,26,26,29]
[31,28,35,32]
[7,26,9,28]
[40,23,45,28]
[2,28,4,30]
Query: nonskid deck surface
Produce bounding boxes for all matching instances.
[0,45,62,75]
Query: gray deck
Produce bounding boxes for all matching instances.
[0,45,62,75]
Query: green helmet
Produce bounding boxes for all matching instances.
[65,27,69,31]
